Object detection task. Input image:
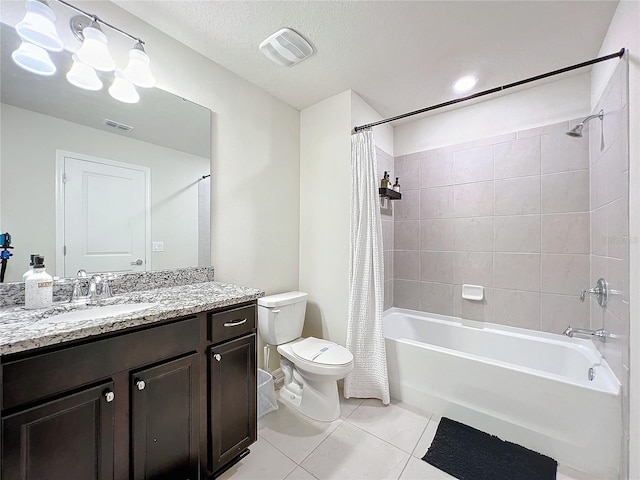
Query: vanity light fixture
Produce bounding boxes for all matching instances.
[452,74,478,94]
[66,54,103,90]
[109,71,140,104]
[15,0,64,52]
[11,41,57,76]
[71,16,115,72]
[123,41,156,88]
[11,0,154,103]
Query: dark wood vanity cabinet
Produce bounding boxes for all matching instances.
[1,302,258,480]
[131,354,199,480]
[2,382,115,480]
[209,334,257,473]
[206,305,258,476]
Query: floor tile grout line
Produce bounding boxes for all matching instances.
[343,414,428,456]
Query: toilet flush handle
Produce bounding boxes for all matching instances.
[272,309,280,313]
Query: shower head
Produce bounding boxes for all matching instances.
[566,124,584,137]
[566,110,604,138]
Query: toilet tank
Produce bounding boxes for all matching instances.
[257,291,308,345]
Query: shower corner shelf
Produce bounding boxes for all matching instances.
[379,188,401,200]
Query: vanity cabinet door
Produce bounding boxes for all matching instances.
[209,333,257,474]
[2,381,115,480]
[130,354,199,480]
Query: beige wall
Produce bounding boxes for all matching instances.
[299,90,392,347]
[591,2,640,478]
[0,104,208,282]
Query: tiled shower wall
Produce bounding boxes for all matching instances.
[377,147,394,310]
[391,122,593,335]
[589,58,630,477]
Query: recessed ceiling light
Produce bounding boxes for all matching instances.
[452,75,478,94]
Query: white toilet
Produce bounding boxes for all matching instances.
[257,291,354,422]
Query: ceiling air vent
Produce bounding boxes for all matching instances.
[104,119,134,131]
[259,28,314,67]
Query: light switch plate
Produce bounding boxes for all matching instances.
[152,241,164,252]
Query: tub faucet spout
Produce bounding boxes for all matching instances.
[563,326,608,343]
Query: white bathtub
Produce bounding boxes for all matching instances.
[384,308,621,479]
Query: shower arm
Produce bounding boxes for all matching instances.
[580,110,604,126]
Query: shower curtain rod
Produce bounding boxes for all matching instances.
[353,48,625,132]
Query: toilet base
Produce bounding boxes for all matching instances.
[279,370,341,422]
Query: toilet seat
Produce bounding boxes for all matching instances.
[291,337,353,366]
[278,337,353,377]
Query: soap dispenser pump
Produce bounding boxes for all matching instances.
[22,253,40,281]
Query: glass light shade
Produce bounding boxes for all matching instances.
[123,47,156,88]
[66,54,102,91]
[109,71,139,104]
[76,26,115,72]
[12,41,56,76]
[15,0,64,52]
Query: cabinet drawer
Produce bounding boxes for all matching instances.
[3,317,199,410]
[208,305,255,343]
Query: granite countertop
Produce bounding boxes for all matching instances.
[0,281,264,356]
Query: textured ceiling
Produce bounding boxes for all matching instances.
[36,1,627,120]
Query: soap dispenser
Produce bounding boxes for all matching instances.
[25,255,53,309]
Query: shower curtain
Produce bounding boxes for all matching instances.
[344,129,390,404]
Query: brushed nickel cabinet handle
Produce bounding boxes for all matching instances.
[213,353,221,362]
[223,319,247,327]
[136,380,146,391]
[104,391,115,402]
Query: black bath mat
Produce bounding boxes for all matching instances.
[422,417,557,480]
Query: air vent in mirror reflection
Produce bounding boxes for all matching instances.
[104,119,134,131]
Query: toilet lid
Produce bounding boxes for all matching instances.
[291,337,353,366]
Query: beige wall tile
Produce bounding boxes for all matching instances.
[541,293,590,333]
[420,219,455,251]
[541,170,589,213]
[454,252,493,286]
[394,251,420,280]
[493,289,541,330]
[395,156,420,191]
[494,215,541,253]
[393,279,420,310]
[419,282,454,316]
[541,254,589,295]
[494,253,541,291]
[453,181,494,217]
[394,221,419,250]
[420,186,454,219]
[420,252,454,283]
[494,176,540,215]
[540,213,589,254]
[459,287,493,322]
[453,146,494,184]
[395,190,420,220]
[420,154,455,188]
[494,137,540,179]
[541,131,589,174]
[454,217,494,252]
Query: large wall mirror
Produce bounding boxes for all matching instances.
[0,22,212,283]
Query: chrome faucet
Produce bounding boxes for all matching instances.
[70,270,112,303]
[563,326,608,343]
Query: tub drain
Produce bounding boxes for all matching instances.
[588,367,596,381]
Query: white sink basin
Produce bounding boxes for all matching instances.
[41,303,159,324]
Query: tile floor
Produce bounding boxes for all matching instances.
[219,393,593,480]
